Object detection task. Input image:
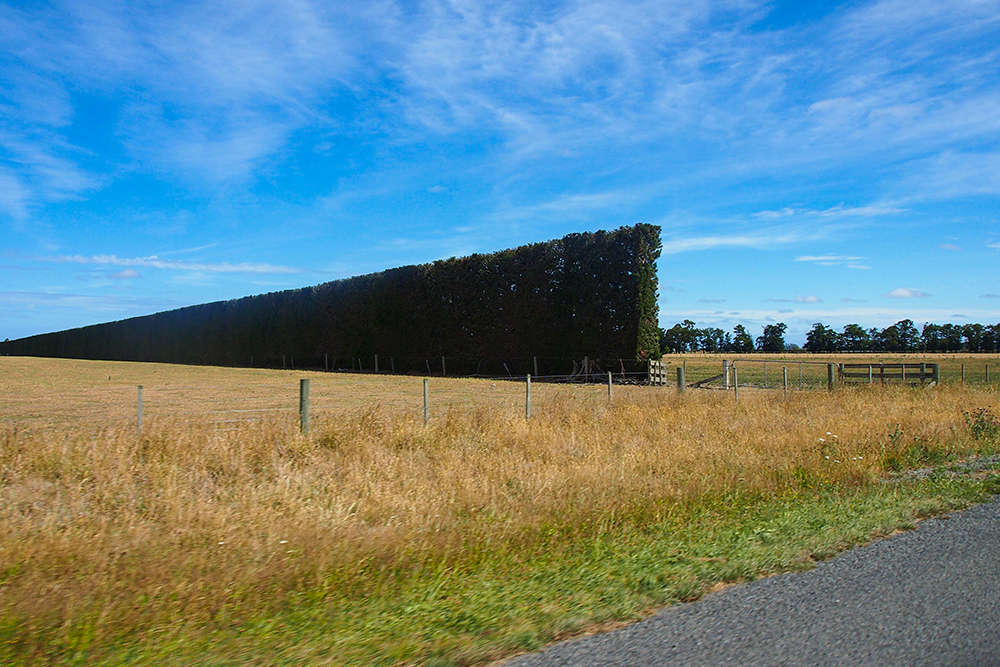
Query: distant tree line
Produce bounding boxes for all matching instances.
[0,225,662,366]
[660,319,1000,354]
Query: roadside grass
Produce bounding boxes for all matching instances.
[4,479,996,667]
[1,357,999,665]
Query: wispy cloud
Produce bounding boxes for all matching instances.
[37,254,307,275]
[795,295,822,303]
[795,255,864,263]
[110,269,140,280]
[795,254,871,269]
[697,298,726,303]
[883,287,930,298]
[757,206,902,220]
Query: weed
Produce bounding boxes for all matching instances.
[964,407,1000,444]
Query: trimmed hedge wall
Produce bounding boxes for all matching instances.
[0,224,661,366]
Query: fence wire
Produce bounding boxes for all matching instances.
[3,359,998,430]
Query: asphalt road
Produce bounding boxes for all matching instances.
[504,495,1000,667]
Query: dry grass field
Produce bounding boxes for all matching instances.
[1,355,999,665]
[660,351,1000,387]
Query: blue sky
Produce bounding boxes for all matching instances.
[2,0,999,345]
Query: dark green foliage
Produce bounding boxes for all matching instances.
[660,318,1000,354]
[756,323,787,352]
[0,225,661,366]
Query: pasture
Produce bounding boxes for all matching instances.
[1,355,999,665]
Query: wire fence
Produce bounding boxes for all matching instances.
[4,357,998,432]
[0,372,644,431]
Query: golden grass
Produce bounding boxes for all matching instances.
[660,351,1000,385]
[0,356,997,656]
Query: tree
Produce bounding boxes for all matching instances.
[804,323,838,352]
[839,324,870,352]
[963,323,985,352]
[731,325,754,352]
[876,319,919,352]
[756,323,787,352]
[921,323,944,351]
[660,320,700,353]
[698,327,729,352]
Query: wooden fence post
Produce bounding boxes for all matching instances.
[962,364,966,383]
[137,385,143,436]
[423,378,429,426]
[442,356,447,377]
[783,366,787,395]
[987,364,991,383]
[677,367,685,394]
[299,379,310,434]
[827,364,836,391]
[525,374,532,421]
[932,364,940,385]
[607,371,613,403]
[375,355,379,374]
[723,359,730,390]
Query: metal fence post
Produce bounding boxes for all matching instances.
[783,366,788,395]
[299,379,310,434]
[423,378,429,426]
[677,366,685,394]
[525,374,532,420]
[137,385,143,436]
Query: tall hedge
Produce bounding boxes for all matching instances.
[0,225,661,365]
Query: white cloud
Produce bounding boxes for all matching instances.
[883,287,930,298]
[794,295,822,303]
[110,269,141,280]
[795,255,864,262]
[38,254,307,275]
